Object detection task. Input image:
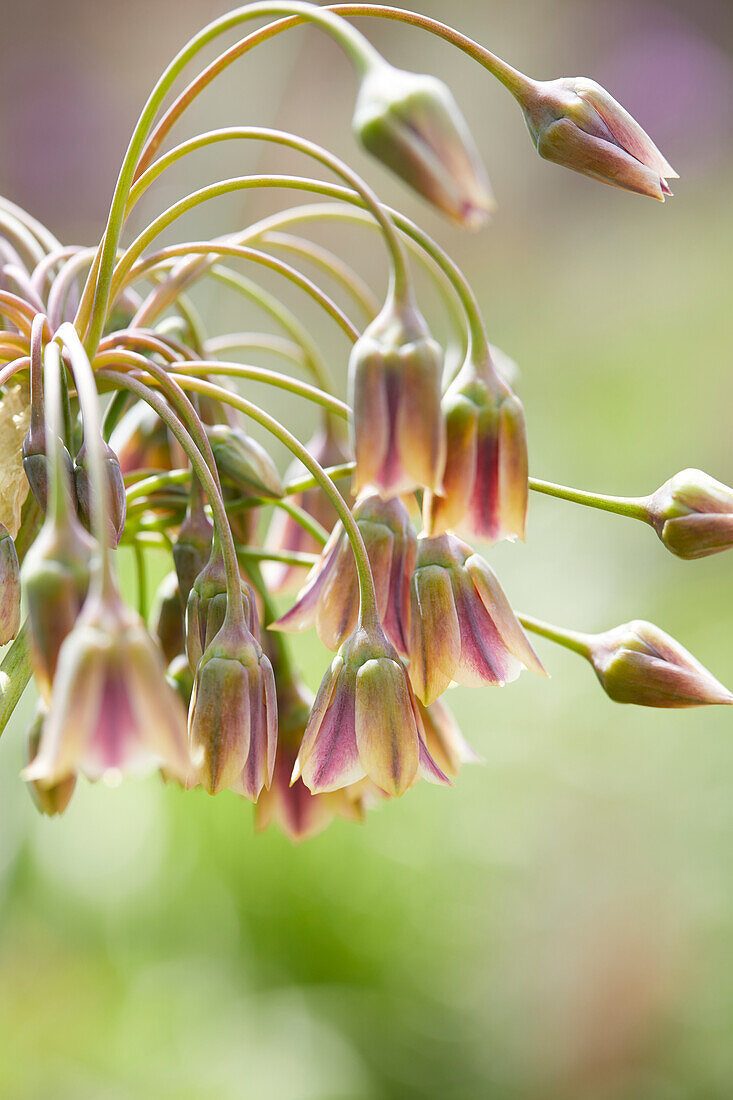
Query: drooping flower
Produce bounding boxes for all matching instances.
[353,62,494,227]
[272,490,416,655]
[73,437,127,547]
[349,293,445,498]
[23,589,192,786]
[424,350,528,543]
[207,423,283,499]
[293,623,449,797]
[645,469,733,560]
[516,76,677,200]
[185,543,259,670]
[409,533,545,704]
[416,696,480,778]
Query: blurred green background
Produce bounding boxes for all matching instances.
[1,0,732,1096]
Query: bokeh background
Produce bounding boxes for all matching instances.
[0,1,732,1096]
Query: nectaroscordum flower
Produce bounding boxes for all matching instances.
[273,490,416,655]
[409,533,545,704]
[348,293,445,498]
[353,62,494,227]
[516,76,677,200]
[293,623,449,797]
[73,437,126,547]
[416,697,480,779]
[23,590,192,786]
[645,469,733,560]
[185,543,259,670]
[424,351,528,543]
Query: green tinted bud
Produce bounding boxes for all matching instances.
[150,571,184,664]
[74,438,127,546]
[173,503,213,607]
[207,424,283,499]
[24,704,76,817]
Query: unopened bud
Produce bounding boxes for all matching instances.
[150,571,184,664]
[23,427,73,514]
[74,438,127,546]
[587,620,733,708]
[185,548,259,670]
[0,522,21,644]
[207,424,283,499]
[646,469,733,560]
[354,62,494,227]
[173,497,213,606]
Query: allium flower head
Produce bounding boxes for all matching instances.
[518,76,677,200]
[23,590,192,786]
[189,615,277,799]
[409,533,544,704]
[588,620,733,708]
[293,623,449,797]
[353,62,494,227]
[425,351,528,543]
[273,490,416,655]
[349,294,445,498]
[0,522,21,645]
[646,469,733,560]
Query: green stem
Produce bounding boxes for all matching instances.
[0,622,32,738]
[529,478,650,522]
[237,546,320,568]
[262,232,378,321]
[133,539,148,618]
[517,613,593,658]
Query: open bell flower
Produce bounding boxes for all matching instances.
[516,76,677,200]
[417,697,480,779]
[585,620,733,708]
[188,612,277,799]
[293,622,449,798]
[23,588,192,786]
[645,469,733,560]
[272,491,416,656]
[353,62,494,227]
[0,521,21,644]
[349,293,445,498]
[409,533,545,705]
[263,420,353,594]
[424,351,528,543]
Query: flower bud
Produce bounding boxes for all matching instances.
[23,590,192,786]
[188,616,277,798]
[349,294,445,497]
[207,424,283,499]
[110,401,176,475]
[150,571,184,664]
[646,469,733,560]
[24,704,76,817]
[586,620,733,708]
[263,422,353,593]
[173,494,213,607]
[416,697,479,779]
[517,77,677,200]
[425,352,528,543]
[0,522,21,644]
[74,438,127,546]
[273,491,416,655]
[353,62,494,227]
[293,624,449,797]
[185,547,259,670]
[409,533,544,704]
[23,427,74,515]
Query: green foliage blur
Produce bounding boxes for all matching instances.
[0,1,731,1096]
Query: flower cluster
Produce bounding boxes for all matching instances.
[0,3,729,840]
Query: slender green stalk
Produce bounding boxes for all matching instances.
[517,613,593,658]
[529,478,650,523]
[237,546,320,568]
[0,623,32,739]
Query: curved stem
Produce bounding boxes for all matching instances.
[262,232,378,321]
[517,613,593,658]
[529,478,650,523]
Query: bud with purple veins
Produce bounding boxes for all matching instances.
[273,490,416,656]
[349,291,445,498]
[0,522,21,644]
[409,533,545,705]
[185,543,260,670]
[74,438,127,547]
[646,469,733,560]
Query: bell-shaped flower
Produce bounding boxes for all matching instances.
[416,697,480,779]
[263,420,352,593]
[425,351,528,543]
[409,533,545,704]
[24,703,76,817]
[254,677,367,841]
[585,619,733,708]
[273,491,416,656]
[185,543,259,670]
[74,437,127,546]
[207,423,283,499]
[517,76,677,200]
[0,522,21,644]
[645,469,733,560]
[353,62,494,227]
[293,622,449,797]
[188,612,277,798]
[349,293,445,498]
[23,589,192,786]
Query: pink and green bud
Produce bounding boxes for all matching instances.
[517,77,677,200]
[74,438,127,546]
[425,352,528,543]
[23,426,73,514]
[150,571,184,665]
[646,469,733,560]
[185,547,260,670]
[409,533,544,704]
[349,295,446,498]
[273,490,417,656]
[0,522,21,644]
[293,624,449,797]
[353,63,494,227]
[263,422,353,594]
[23,591,192,786]
[189,617,277,798]
[24,704,76,817]
[587,620,733,708]
[173,493,213,606]
[416,697,480,779]
[207,423,283,499]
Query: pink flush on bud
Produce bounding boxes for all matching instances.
[645,468,733,560]
[517,76,678,200]
[272,490,417,656]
